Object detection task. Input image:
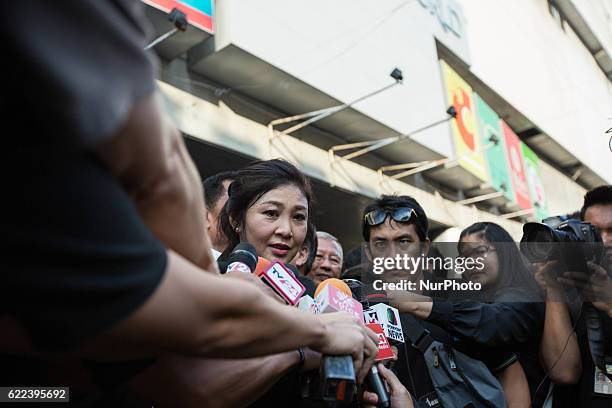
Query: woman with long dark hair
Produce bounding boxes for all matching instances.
[394,222,546,406]
[219,158,314,264]
[218,159,323,407]
[458,222,542,301]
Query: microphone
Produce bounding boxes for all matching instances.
[362,294,403,408]
[297,294,319,314]
[367,365,391,408]
[254,257,272,276]
[364,322,394,408]
[315,279,364,322]
[259,261,306,305]
[314,278,351,297]
[314,279,363,404]
[225,243,258,274]
[363,295,405,344]
[283,263,317,297]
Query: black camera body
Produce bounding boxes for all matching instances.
[520,216,603,276]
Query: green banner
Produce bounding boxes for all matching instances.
[521,143,548,221]
[474,94,514,202]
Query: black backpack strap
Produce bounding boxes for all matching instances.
[400,314,434,354]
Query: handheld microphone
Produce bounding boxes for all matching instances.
[363,295,405,344]
[225,243,258,274]
[297,295,319,314]
[314,280,362,404]
[364,321,395,408]
[367,365,390,408]
[362,294,402,408]
[314,278,351,297]
[315,279,364,322]
[254,257,271,276]
[259,261,306,305]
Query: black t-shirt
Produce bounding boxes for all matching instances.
[393,317,517,408]
[390,277,517,408]
[2,0,157,150]
[1,0,166,404]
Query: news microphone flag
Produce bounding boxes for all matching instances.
[259,261,306,305]
[366,323,395,361]
[315,283,364,322]
[297,295,319,314]
[364,303,404,343]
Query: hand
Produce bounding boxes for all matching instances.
[558,262,612,316]
[225,272,285,304]
[312,312,379,385]
[533,261,563,293]
[362,364,413,408]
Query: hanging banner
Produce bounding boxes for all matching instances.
[440,61,488,182]
[474,94,514,201]
[143,0,214,33]
[501,121,532,210]
[521,143,548,221]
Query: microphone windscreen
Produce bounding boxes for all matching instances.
[314,278,352,298]
[254,257,271,276]
[226,242,258,272]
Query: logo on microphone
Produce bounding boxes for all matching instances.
[387,308,398,325]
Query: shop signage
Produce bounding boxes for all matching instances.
[474,94,515,202]
[521,143,548,221]
[440,61,488,182]
[501,121,532,210]
[143,0,214,33]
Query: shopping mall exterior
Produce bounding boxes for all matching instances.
[142,0,612,246]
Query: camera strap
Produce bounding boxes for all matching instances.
[584,303,612,382]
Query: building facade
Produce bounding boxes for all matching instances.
[142,0,612,245]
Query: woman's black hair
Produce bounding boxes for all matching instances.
[303,222,318,274]
[218,159,313,253]
[459,222,542,300]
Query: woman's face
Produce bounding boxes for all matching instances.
[241,184,308,264]
[459,233,499,288]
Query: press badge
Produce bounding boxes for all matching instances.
[593,365,612,395]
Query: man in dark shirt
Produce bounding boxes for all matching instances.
[359,195,529,407]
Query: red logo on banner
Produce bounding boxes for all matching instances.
[453,89,476,150]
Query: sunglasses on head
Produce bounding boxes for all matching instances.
[363,207,418,226]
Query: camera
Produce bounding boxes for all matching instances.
[520,216,604,275]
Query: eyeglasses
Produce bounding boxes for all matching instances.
[364,207,418,227]
[459,245,496,258]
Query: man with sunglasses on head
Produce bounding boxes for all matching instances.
[360,195,529,408]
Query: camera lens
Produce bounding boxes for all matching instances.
[521,223,555,262]
[530,229,554,260]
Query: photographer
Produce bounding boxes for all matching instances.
[539,186,612,407]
